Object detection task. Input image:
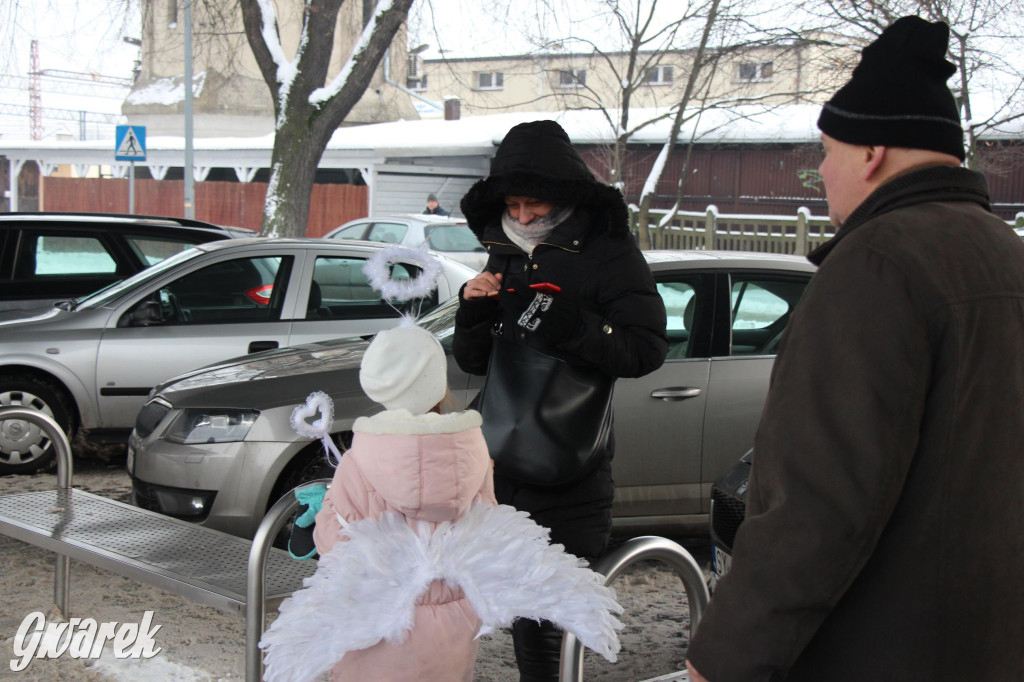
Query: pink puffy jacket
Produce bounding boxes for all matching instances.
[312,408,496,682]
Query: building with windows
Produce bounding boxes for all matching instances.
[409,34,857,116]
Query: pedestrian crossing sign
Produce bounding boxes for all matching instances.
[115,125,147,161]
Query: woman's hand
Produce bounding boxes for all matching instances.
[462,272,503,300]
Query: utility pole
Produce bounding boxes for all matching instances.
[29,41,43,140]
[183,0,196,219]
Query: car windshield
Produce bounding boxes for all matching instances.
[417,296,459,348]
[73,246,203,310]
[424,224,484,253]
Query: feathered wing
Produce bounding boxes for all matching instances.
[259,504,623,682]
[259,513,436,682]
[436,504,624,662]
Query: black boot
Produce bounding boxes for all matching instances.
[512,617,564,681]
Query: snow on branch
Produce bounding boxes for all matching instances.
[309,0,396,106]
[256,0,300,112]
[641,142,671,200]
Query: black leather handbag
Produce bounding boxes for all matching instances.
[475,333,615,487]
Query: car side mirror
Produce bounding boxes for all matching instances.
[119,300,162,327]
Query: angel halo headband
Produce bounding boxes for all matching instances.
[290,243,445,466]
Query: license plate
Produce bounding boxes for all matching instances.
[712,545,732,580]
[126,445,135,475]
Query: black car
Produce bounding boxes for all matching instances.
[708,448,752,591]
[0,213,247,312]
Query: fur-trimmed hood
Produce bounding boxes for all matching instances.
[460,120,631,240]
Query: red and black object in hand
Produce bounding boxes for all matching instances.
[511,283,580,345]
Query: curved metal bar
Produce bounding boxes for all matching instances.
[245,478,332,682]
[0,406,75,617]
[559,535,711,682]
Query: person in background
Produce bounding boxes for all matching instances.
[423,192,450,216]
[453,119,667,681]
[686,16,1024,682]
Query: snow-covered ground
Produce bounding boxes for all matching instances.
[0,458,709,681]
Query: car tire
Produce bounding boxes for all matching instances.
[0,374,74,475]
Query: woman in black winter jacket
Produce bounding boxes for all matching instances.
[453,120,668,681]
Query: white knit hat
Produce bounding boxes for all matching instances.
[359,324,447,414]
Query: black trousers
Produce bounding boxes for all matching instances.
[494,457,615,682]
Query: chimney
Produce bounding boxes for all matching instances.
[444,97,461,121]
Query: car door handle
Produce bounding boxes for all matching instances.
[248,340,279,354]
[651,387,702,401]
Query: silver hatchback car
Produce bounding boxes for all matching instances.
[128,251,815,539]
[0,238,475,474]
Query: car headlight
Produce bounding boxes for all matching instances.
[164,409,259,445]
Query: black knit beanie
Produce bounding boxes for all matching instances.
[817,15,964,161]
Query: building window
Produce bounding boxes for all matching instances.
[737,61,773,82]
[407,75,428,91]
[474,71,504,90]
[555,69,586,88]
[645,65,673,86]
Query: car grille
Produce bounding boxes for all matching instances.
[131,476,215,522]
[710,488,747,551]
[131,476,163,513]
[134,399,171,438]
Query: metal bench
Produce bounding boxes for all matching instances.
[0,405,708,682]
[0,405,315,682]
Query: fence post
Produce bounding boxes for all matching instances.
[706,204,718,250]
[795,207,810,255]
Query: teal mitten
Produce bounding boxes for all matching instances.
[288,483,327,560]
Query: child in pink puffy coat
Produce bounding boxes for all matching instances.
[260,323,621,682]
[314,324,495,682]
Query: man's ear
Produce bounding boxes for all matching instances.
[862,145,887,180]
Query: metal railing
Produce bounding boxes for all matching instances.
[559,535,710,682]
[0,406,74,617]
[246,478,331,682]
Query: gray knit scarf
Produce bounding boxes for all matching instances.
[501,205,574,254]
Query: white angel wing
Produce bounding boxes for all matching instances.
[259,513,435,682]
[259,504,623,682]
[435,503,624,663]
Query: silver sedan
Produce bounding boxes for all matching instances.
[0,238,476,474]
[128,251,815,539]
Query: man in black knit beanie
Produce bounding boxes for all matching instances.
[686,16,1024,682]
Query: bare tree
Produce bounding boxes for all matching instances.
[491,0,839,248]
[240,0,415,237]
[797,0,1024,169]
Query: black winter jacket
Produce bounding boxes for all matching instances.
[451,204,667,379]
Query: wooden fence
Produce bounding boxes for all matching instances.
[38,177,368,237]
[638,205,1024,256]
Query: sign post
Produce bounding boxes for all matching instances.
[115,125,147,214]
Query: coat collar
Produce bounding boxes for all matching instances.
[809,165,991,265]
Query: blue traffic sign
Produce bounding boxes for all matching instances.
[115,125,147,161]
